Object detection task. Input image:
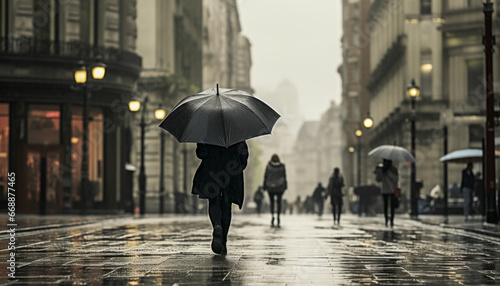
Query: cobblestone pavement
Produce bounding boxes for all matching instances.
[1,214,500,285]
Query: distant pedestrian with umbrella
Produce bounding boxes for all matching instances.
[375,159,399,227]
[159,84,280,255]
[312,182,326,217]
[326,168,344,225]
[263,154,287,227]
[461,162,475,222]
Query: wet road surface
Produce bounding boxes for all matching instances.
[1,214,500,285]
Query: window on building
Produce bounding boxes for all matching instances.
[28,105,60,145]
[468,0,483,8]
[352,62,360,83]
[0,104,9,201]
[467,58,484,102]
[71,107,104,204]
[421,0,432,15]
[420,63,433,98]
[469,124,484,146]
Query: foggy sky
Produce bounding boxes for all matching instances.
[237,0,343,121]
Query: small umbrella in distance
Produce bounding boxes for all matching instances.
[159,84,281,147]
[439,148,500,164]
[368,145,415,163]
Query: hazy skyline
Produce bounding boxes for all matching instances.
[237,0,343,121]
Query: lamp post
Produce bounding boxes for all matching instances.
[129,98,166,215]
[483,0,498,224]
[407,79,420,218]
[154,106,167,214]
[355,128,363,186]
[74,60,105,214]
[348,146,355,189]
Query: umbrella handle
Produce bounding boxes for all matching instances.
[216,83,219,95]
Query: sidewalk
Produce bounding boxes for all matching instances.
[415,214,500,238]
[0,214,130,234]
[2,212,500,238]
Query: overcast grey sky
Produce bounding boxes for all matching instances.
[237,0,343,121]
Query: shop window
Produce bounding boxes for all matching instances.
[28,105,60,145]
[71,107,104,203]
[0,104,9,201]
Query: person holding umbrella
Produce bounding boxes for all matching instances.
[159,84,280,255]
[375,159,399,227]
[192,141,248,254]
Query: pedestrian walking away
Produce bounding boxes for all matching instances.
[326,168,344,225]
[192,141,249,255]
[263,154,287,227]
[312,182,326,217]
[253,186,264,215]
[461,162,475,222]
[375,159,399,227]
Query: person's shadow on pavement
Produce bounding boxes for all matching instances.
[209,255,232,285]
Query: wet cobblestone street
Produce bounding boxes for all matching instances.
[1,214,500,285]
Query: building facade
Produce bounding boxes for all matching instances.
[366,0,500,207]
[0,0,142,214]
[135,0,202,213]
[339,0,372,193]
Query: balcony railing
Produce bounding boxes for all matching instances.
[0,37,141,69]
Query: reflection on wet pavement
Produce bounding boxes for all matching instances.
[0,215,499,285]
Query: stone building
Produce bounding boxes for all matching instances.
[135,0,202,213]
[0,0,141,214]
[317,102,345,186]
[202,0,246,90]
[366,0,500,205]
[339,0,372,193]
[289,121,319,202]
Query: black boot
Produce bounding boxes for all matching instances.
[271,217,275,227]
[211,225,223,254]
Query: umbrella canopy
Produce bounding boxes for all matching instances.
[438,148,500,163]
[159,85,281,147]
[368,145,415,163]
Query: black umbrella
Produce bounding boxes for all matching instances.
[159,84,281,147]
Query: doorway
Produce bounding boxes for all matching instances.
[19,145,63,214]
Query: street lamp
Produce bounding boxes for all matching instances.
[155,105,167,214]
[363,113,374,129]
[355,128,363,186]
[73,60,106,214]
[483,0,498,223]
[407,79,419,218]
[128,97,166,215]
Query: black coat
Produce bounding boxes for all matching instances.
[263,162,287,193]
[192,141,248,209]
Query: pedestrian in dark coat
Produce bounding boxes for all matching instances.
[253,186,264,215]
[460,162,475,221]
[192,141,249,254]
[326,168,344,225]
[312,182,325,217]
[375,159,398,227]
[263,154,287,227]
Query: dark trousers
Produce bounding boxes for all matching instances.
[208,192,232,243]
[382,194,395,225]
[268,192,283,217]
[332,203,341,223]
[317,201,324,216]
[256,202,262,214]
